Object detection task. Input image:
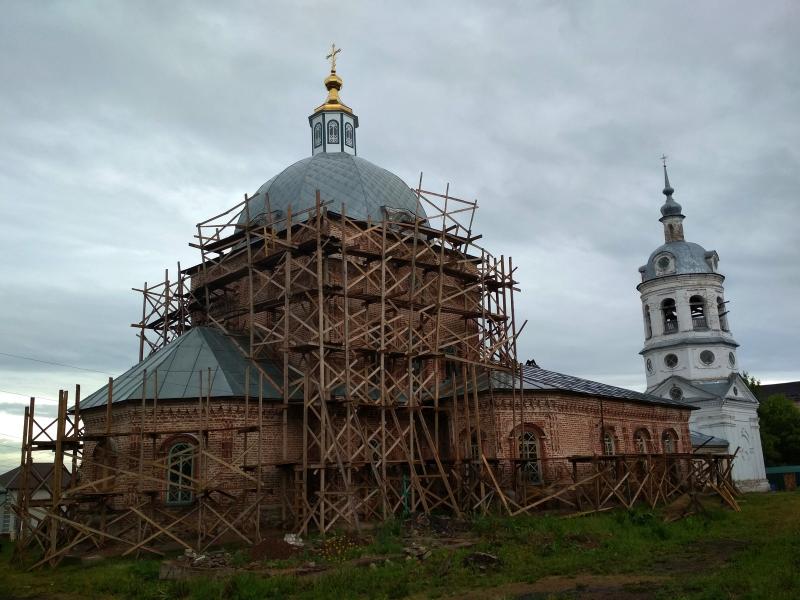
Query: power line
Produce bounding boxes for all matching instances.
[0,351,113,376]
[0,389,57,402]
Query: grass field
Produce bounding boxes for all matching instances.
[1,492,798,600]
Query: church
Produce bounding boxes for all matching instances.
[13,50,739,562]
[636,165,769,491]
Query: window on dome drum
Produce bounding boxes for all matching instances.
[313,122,322,147]
[327,120,339,144]
[661,298,678,333]
[662,430,677,454]
[519,431,542,484]
[166,442,194,505]
[344,122,354,147]
[646,358,654,375]
[690,295,707,329]
[717,296,729,331]
[644,305,652,339]
[603,432,615,456]
[728,352,736,368]
[664,353,678,369]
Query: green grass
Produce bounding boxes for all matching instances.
[1,492,799,599]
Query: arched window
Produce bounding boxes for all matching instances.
[717,296,729,331]
[441,347,459,382]
[92,440,117,491]
[344,122,354,147]
[313,122,323,147]
[633,429,651,454]
[603,431,615,456]
[519,430,542,484]
[167,442,194,505]
[690,295,707,329]
[644,305,652,339]
[661,298,678,334]
[661,430,677,454]
[469,433,480,461]
[327,120,339,144]
[462,430,486,462]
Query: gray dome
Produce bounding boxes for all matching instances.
[641,241,716,282]
[239,152,423,226]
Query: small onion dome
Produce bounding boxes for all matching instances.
[660,165,683,217]
[314,71,352,114]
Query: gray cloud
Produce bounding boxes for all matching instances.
[0,403,57,417]
[0,0,797,440]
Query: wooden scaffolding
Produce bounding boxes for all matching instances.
[12,180,740,566]
[186,181,522,532]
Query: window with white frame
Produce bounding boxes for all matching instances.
[166,442,194,505]
[519,430,542,484]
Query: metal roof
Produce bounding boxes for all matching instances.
[640,240,717,282]
[471,365,692,409]
[688,380,735,398]
[758,381,800,403]
[690,430,728,448]
[517,366,691,408]
[0,463,71,492]
[765,465,800,474]
[238,152,424,227]
[80,327,285,409]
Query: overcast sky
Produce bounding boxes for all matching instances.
[1,1,798,471]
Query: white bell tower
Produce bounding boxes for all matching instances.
[636,161,768,492]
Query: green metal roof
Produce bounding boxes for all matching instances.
[80,327,286,409]
[765,465,800,475]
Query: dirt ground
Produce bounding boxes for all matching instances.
[444,538,750,599]
[449,574,669,600]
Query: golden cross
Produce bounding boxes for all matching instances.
[326,43,342,72]
[660,154,668,167]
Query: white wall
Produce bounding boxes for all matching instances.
[691,400,769,491]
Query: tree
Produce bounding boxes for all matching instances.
[757,394,800,466]
[741,371,761,398]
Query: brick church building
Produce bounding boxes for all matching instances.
[13,53,707,563]
[72,53,693,538]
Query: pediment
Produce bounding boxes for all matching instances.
[650,375,717,403]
